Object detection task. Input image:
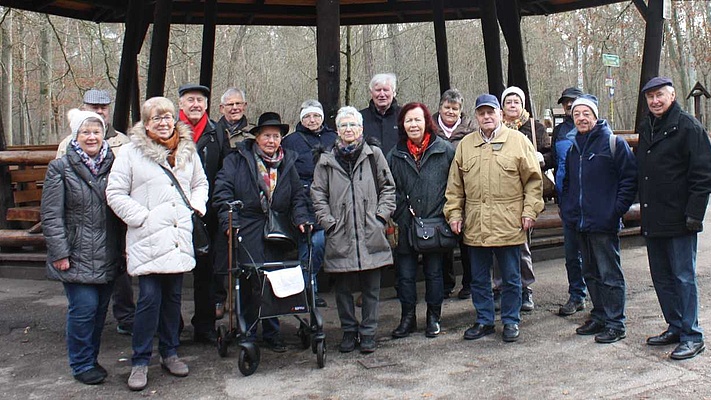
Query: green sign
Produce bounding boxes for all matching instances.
[602,53,620,68]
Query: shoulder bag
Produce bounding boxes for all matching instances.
[159,165,211,256]
[405,195,458,253]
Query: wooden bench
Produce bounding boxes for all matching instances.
[0,146,56,248]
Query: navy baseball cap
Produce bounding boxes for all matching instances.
[641,77,673,93]
[475,94,501,110]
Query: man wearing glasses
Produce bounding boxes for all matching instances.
[178,83,222,345]
[216,87,254,152]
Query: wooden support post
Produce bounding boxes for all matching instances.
[200,0,217,101]
[432,0,450,95]
[146,0,174,98]
[635,0,664,132]
[497,0,532,113]
[114,0,146,133]
[316,0,341,128]
[480,0,504,97]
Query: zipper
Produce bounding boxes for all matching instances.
[348,160,363,270]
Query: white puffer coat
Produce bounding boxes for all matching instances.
[106,121,209,276]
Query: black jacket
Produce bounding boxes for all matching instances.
[213,140,310,264]
[386,135,455,252]
[195,118,224,232]
[41,149,124,283]
[637,101,711,237]
[361,99,401,154]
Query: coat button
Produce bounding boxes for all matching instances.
[643,203,648,208]
[175,243,179,248]
[174,223,177,227]
[647,150,651,154]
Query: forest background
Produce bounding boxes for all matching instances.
[1,1,710,145]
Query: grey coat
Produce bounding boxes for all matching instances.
[311,142,396,273]
[41,149,124,284]
[386,135,455,252]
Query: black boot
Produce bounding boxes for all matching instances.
[391,303,417,338]
[425,304,442,338]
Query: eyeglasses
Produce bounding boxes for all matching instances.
[150,115,174,123]
[337,122,362,130]
[223,101,246,108]
[302,113,323,121]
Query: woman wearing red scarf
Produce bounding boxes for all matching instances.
[386,103,455,339]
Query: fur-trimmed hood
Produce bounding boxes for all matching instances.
[128,121,197,168]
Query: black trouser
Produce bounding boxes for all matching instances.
[192,253,216,334]
[443,241,471,292]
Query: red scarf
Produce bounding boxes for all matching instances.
[406,132,432,162]
[179,110,209,143]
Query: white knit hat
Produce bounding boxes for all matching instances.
[501,86,526,106]
[571,94,599,119]
[68,108,106,139]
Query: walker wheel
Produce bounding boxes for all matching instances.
[238,346,260,376]
[297,324,311,349]
[316,340,326,368]
[217,325,229,358]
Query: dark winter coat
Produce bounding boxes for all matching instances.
[386,135,455,253]
[194,118,225,233]
[551,115,576,195]
[360,99,401,154]
[311,141,396,272]
[561,119,637,233]
[432,112,477,150]
[41,149,124,284]
[637,100,711,237]
[282,122,338,225]
[213,140,310,264]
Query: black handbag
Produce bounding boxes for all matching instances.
[159,165,211,256]
[263,208,298,248]
[406,195,458,253]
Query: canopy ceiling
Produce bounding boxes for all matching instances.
[0,0,628,26]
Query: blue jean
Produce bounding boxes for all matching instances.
[132,273,183,366]
[299,229,325,294]
[396,251,444,306]
[577,232,626,331]
[468,245,521,325]
[564,225,586,302]
[645,234,703,342]
[63,281,114,375]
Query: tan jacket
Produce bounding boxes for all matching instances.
[444,125,544,247]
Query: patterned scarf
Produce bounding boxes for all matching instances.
[253,145,284,207]
[335,135,363,157]
[70,139,108,177]
[437,115,461,138]
[406,132,432,164]
[503,109,531,130]
[145,127,180,167]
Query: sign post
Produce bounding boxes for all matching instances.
[603,53,620,127]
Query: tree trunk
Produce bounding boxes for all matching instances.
[362,25,374,80]
[39,23,52,145]
[344,25,352,105]
[1,10,12,146]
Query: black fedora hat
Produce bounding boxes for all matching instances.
[249,112,289,136]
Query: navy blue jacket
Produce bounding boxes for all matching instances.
[637,101,711,237]
[561,119,637,233]
[551,115,576,196]
[282,122,337,226]
[213,140,310,263]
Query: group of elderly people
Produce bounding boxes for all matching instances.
[40,72,710,391]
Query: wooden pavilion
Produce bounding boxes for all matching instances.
[0,0,661,268]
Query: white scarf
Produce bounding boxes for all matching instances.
[438,115,461,139]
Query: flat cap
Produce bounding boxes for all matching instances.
[557,87,583,104]
[178,83,210,98]
[641,77,673,93]
[83,89,112,105]
[475,94,501,110]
